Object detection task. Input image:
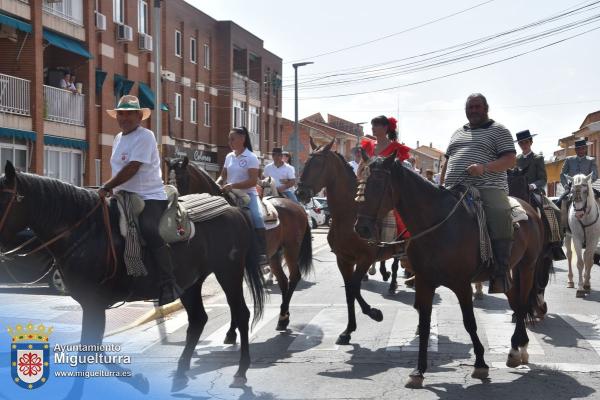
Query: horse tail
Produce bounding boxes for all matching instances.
[241,210,266,328]
[298,222,313,277]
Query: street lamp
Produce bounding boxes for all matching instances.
[292,61,314,174]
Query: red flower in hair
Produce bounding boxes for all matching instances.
[388,117,397,133]
[360,138,375,158]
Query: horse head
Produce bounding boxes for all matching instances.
[572,173,594,220]
[164,156,190,194]
[354,153,396,242]
[296,137,335,203]
[0,161,30,248]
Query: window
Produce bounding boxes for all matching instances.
[113,0,124,24]
[233,100,246,128]
[175,30,182,57]
[190,98,197,123]
[204,102,211,127]
[249,106,259,135]
[203,44,210,69]
[174,93,182,120]
[138,1,148,34]
[0,145,27,173]
[44,148,82,186]
[190,37,197,63]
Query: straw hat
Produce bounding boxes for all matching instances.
[106,95,151,120]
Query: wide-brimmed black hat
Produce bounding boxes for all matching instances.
[570,138,592,149]
[514,130,537,143]
[271,147,283,154]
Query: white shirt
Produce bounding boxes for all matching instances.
[224,148,259,194]
[264,161,295,191]
[348,160,359,175]
[110,126,166,200]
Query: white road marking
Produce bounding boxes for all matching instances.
[387,306,438,352]
[288,308,348,351]
[475,309,544,355]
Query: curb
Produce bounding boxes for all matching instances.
[104,300,183,338]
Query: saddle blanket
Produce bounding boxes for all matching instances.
[509,197,528,223]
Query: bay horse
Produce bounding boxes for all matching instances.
[295,139,407,345]
[0,162,265,385]
[355,154,553,388]
[565,173,600,298]
[165,156,312,332]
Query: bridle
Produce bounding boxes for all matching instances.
[297,152,328,199]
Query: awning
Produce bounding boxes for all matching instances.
[114,74,134,99]
[43,29,92,59]
[96,69,107,92]
[0,12,31,33]
[138,82,155,109]
[44,135,88,150]
[0,127,36,141]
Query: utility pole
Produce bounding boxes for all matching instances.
[153,0,162,154]
[292,61,313,174]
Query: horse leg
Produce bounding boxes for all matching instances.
[473,282,484,300]
[224,283,251,384]
[575,243,586,297]
[566,235,574,288]
[504,268,530,367]
[176,280,208,377]
[454,285,488,379]
[270,253,291,331]
[583,246,594,292]
[351,262,383,322]
[379,259,390,281]
[336,258,356,345]
[406,279,435,389]
[388,258,399,294]
[80,303,106,345]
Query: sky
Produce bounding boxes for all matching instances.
[187,0,600,159]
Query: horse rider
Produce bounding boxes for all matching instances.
[98,95,182,306]
[558,137,599,231]
[514,130,566,260]
[440,93,516,294]
[263,147,300,203]
[216,126,268,265]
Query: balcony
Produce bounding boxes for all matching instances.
[43,0,83,26]
[43,85,84,126]
[0,73,30,116]
[248,79,260,101]
[232,73,246,95]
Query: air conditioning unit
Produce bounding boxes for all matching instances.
[115,23,133,42]
[138,33,152,52]
[0,25,17,42]
[95,12,106,31]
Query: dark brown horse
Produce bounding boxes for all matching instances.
[165,156,312,332]
[354,154,553,388]
[295,139,408,345]
[0,162,265,386]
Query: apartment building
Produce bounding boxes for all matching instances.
[0,0,282,185]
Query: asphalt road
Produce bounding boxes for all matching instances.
[2,226,600,399]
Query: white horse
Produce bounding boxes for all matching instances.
[565,173,600,298]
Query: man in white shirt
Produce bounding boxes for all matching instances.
[263,147,299,203]
[348,147,361,175]
[99,95,182,306]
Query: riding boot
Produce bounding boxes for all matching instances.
[151,245,184,306]
[489,239,512,294]
[255,228,269,266]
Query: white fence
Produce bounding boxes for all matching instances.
[44,85,85,126]
[0,73,30,116]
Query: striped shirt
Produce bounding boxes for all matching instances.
[444,120,515,192]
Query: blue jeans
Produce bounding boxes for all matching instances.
[281,190,299,203]
[247,192,265,229]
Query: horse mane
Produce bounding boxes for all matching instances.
[16,173,99,227]
[187,162,222,195]
[331,151,357,183]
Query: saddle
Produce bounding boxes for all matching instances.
[228,187,280,229]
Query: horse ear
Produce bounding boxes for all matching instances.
[182,156,189,169]
[309,136,317,151]
[323,137,335,152]
[4,160,15,182]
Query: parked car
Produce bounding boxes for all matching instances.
[303,198,326,229]
[0,229,67,294]
[314,197,331,225]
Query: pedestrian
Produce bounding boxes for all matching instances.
[440,93,516,294]
[216,126,268,265]
[99,95,182,306]
[348,147,362,175]
[263,147,300,203]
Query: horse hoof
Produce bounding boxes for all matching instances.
[474,292,484,300]
[576,289,586,298]
[382,271,391,281]
[368,265,376,275]
[265,279,273,286]
[368,308,384,322]
[520,348,529,365]
[567,282,575,288]
[336,334,351,345]
[223,332,237,345]
[471,367,489,380]
[276,315,290,331]
[231,375,247,388]
[506,348,521,368]
[584,284,591,292]
[405,371,424,389]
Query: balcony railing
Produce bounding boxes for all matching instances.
[43,0,84,26]
[248,79,260,100]
[232,73,246,95]
[43,85,84,126]
[0,73,30,116]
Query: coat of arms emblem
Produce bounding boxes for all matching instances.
[7,323,53,390]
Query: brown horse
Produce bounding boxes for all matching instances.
[295,139,408,345]
[165,156,312,333]
[354,154,553,388]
